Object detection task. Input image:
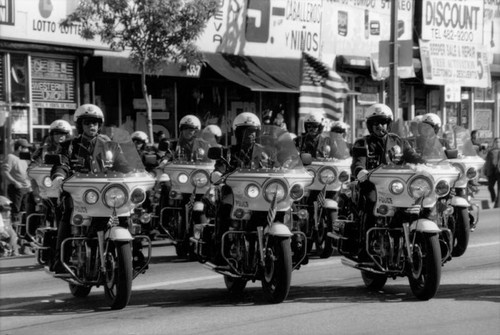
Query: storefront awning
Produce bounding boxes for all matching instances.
[94,50,199,78]
[203,53,300,93]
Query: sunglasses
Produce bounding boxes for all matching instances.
[372,120,389,126]
[306,124,320,129]
[82,119,100,126]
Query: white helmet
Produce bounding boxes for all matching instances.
[412,115,424,123]
[365,103,393,121]
[179,115,201,131]
[330,121,349,133]
[304,111,324,124]
[422,113,442,128]
[202,125,222,137]
[49,119,72,135]
[131,130,148,143]
[232,112,261,131]
[74,104,104,123]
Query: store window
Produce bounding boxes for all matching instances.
[10,53,29,103]
[474,86,496,143]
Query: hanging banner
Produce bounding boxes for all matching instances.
[419,39,491,87]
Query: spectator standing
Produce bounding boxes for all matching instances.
[0,196,20,257]
[1,139,32,222]
[484,137,500,208]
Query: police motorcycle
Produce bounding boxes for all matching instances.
[331,125,459,300]
[29,132,155,310]
[295,131,351,258]
[191,125,313,303]
[439,126,484,257]
[157,136,216,258]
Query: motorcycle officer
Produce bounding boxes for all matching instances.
[295,111,326,158]
[131,130,158,172]
[163,115,207,162]
[201,124,223,146]
[50,104,135,273]
[415,113,451,155]
[352,104,424,231]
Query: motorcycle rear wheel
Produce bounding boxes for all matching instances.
[261,236,292,304]
[450,207,470,257]
[69,283,92,298]
[408,233,441,301]
[361,271,387,291]
[224,275,247,294]
[104,241,133,310]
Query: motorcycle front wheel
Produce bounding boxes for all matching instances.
[408,233,441,301]
[314,214,334,259]
[450,207,470,257]
[261,236,292,304]
[104,241,133,310]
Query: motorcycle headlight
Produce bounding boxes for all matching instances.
[245,184,260,198]
[318,167,336,185]
[389,181,404,195]
[103,184,128,208]
[290,184,304,200]
[43,176,53,188]
[84,189,99,204]
[130,188,146,204]
[466,167,477,179]
[338,171,349,183]
[408,177,432,199]
[191,170,209,188]
[178,173,189,184]
[263,180,287,203]
[435,180,450,197]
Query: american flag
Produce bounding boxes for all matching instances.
[299,52,349,123]
[267,191,278,225]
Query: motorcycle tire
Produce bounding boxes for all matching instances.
[69,283,92,298]
[261,236,292,304]
[104,241,133,310]
[224,275,247,294]
[361,271,387,291]
[316,215,334,259]
[408,233,441,301]
[451,207,470,257]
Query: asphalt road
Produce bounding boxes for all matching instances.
[1,187,499,335]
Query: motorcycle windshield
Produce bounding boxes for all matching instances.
[317,132,351,159]
[92,129,146,172]
[254,125,304,169]
[412,123,447,160]
[172,137,218,163]
[448,126,478,157]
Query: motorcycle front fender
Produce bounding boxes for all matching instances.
[105,226,134,241]
[450,196,469,208]
[410,219,441,234]
[323,199,338,210]
[264,223,293,237]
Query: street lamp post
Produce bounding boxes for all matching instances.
[389,0,399,120]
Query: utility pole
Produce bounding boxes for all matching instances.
[389,0,399,119]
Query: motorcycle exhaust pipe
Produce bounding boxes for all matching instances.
[340,257,385,274]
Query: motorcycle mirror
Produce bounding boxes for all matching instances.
[300,153,312,166]
[210,170,223,183]
[44,154,62,165]
[19,151,31,160]
[143,154,157,166]
[445,149,458,159]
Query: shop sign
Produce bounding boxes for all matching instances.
[419,39,491,87]
[0,0,108,49]
[421,0,484,44]
[198,0,322,58]
[445,84,461,102]
[31,57,77,109]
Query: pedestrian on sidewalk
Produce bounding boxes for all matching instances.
[484,137,500,208]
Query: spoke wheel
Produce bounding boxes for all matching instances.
[104,241,132,310]
[408,233,441,301]
[261,237,292,304]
